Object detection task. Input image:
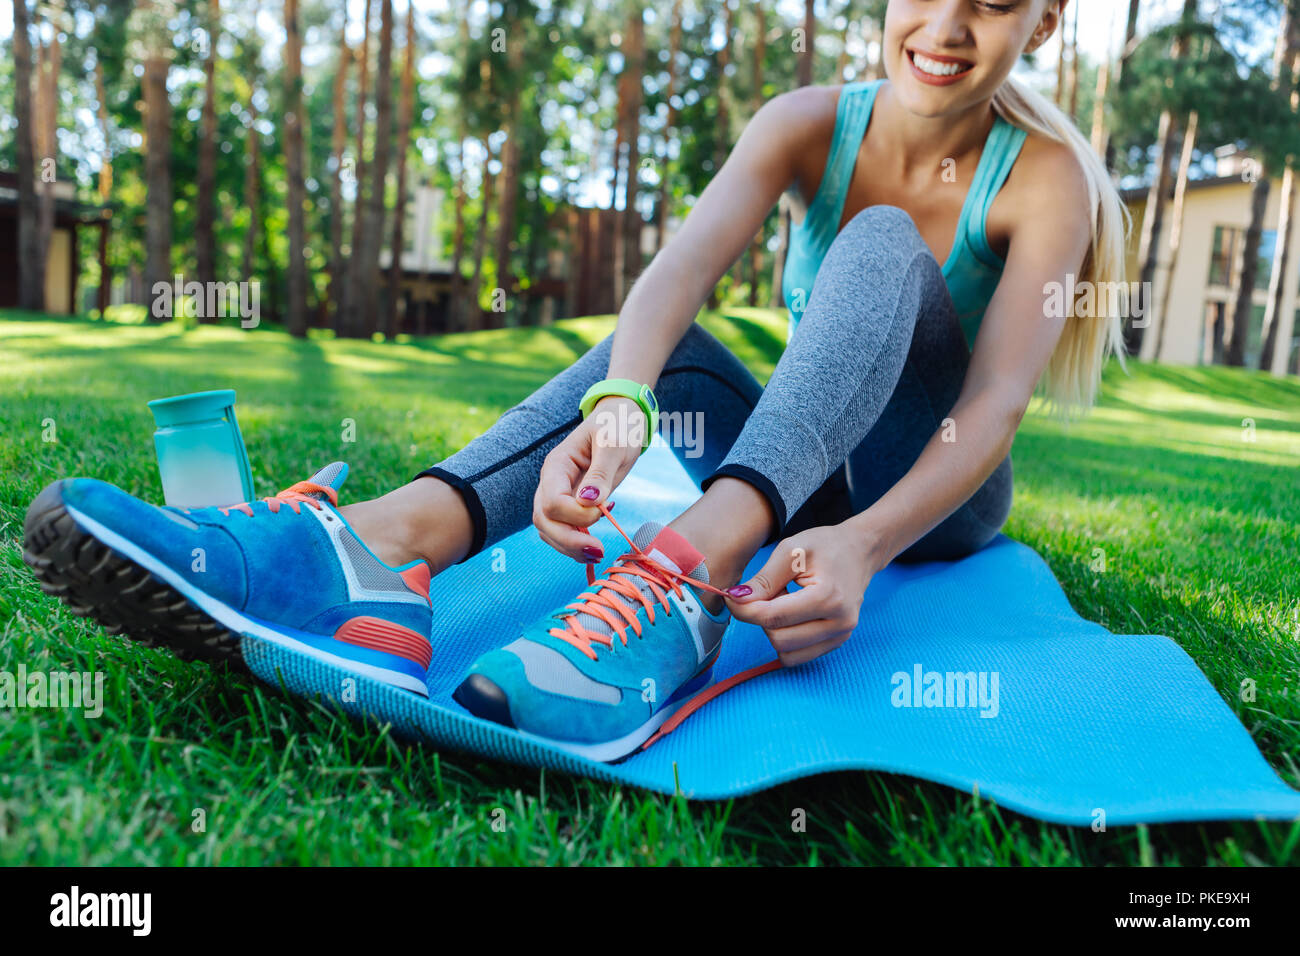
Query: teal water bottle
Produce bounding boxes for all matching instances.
[147,390,255,508]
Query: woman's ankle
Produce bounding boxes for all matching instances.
[339,477,474,574]
[667,477,775,614]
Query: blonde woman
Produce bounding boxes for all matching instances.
[26,0,1125,761]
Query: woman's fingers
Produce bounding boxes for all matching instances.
[535,521,602,564]
[578,397,644,506]
[772,628,854,667]
[534,449,602,560]
[727,581,825,629]
[723,542,800,611]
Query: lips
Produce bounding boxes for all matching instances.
[906,48,975,86]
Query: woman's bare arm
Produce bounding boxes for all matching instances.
[603,89,826,387]
[842,140,1094,571]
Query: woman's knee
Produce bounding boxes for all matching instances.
[810,206,946,324]
[837,205,933,267]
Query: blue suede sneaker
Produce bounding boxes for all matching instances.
[22,463,433,695]
[453,516,730,761]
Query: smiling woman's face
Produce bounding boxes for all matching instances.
[882,0,1059,117]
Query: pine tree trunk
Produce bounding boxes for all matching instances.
[450,122,469,332]
[1153,111,1197,362]
[1090,54,1110,157]
[196,0,220,309]
[748,0,768,306]
[610,64,627,299]
[341,0,374,337]
[469,142,496,332]
[1259,3,1300,372]
[707,0,735,311]
[33,9,60,311]
[1131,109,1177,355]
[240,92,262,282]
[360,0,394,338]
[1226,175,1270,366]
[1128,0,1198,354]
[13,0,41,310]
[1106,0,1145,171]
[493,21,525,327]
[836,0,854,81]
[448,0,472,331]
[384,1,416,337]
[95,58,113,314]
[654,0,683,254]
[1067,4,1080,119]
[1260,166,1295,371]
[283,0,308,337]
[327,20,350,328]
[797,0,815,87]
[143,46,173,312]
[770,194,790,309]
[620,4,645,302]
[1055,11,1067,105]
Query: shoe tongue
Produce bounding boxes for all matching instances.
[305,462,349,499]
[562,522,710,652]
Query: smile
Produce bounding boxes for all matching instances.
[907,49,975,85]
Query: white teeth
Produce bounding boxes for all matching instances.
[912,52,968,77]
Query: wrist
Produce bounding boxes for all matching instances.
[579,378,658,454]
[588,395,651,453]
[840,512,894,576]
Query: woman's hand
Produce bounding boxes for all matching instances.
[533,395,646,562]
[725,522,879,666]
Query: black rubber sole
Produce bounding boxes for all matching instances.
[21,480,248,671]
[453,674,517,728]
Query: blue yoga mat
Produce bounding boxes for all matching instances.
[241,441,1300,826]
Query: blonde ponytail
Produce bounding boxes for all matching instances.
[991,77,1131,422]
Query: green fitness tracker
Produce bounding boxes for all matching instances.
[578,378,659,455]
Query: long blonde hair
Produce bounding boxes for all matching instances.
[991,77,1131,422]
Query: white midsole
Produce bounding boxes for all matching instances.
[64,503,429,696]
[512,673,716,763]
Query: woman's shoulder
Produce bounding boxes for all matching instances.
[1011,128,1087,186]
[760,84,859,209]
[762,83,843,132]
[990,126,1091,245]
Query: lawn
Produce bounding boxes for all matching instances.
[2,307,1298,865]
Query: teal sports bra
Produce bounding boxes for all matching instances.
[781,79,1028,350]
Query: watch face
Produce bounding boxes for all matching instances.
[641,385,658,412]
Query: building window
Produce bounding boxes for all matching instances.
[1207,226,1235,286]
[1207,225,1277,291]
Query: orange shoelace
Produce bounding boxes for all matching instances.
[549,503,789,756]
[549,501,732,661]
[216,480,339,517]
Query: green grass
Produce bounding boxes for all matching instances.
[2,306,1298,866]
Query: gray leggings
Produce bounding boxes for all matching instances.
[422,205,1013,563]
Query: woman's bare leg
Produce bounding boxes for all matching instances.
[339,477,474,575]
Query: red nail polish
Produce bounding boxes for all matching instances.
[726,585,752,598]
[582,545,604,562]
[578,486,600,501]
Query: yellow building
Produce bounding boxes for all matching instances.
[0,171,110,315]
[1123,149,1300,376]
